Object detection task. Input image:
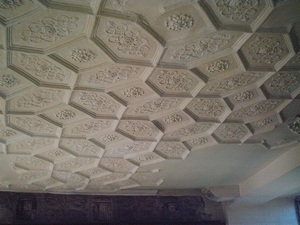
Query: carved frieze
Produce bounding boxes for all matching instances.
[155,142,190,159]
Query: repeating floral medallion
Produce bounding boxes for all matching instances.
[55,109,76,120]
[207,60,230,73]
[248,36,283,64]
[268,72,300,93]
[157,70,193,91]
[79,92,117,113]
[87,67,138,84]
[215,0,259,21]
[191,99,224,117]
[13,116,54,133]
[233,91,255,102]
[172,34,232,60]
[18,53,65,82]
[0,0,22,9]
[70,49,97,63]
[105,20,150,57]
[131,98,181,114]
[21,15,79,43]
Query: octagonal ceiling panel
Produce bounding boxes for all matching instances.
[0,0,300,195]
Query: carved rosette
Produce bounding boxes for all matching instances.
[207,60,230,73]
[165,13,194,31]
[130,152,165,166]
[0,74,19,88]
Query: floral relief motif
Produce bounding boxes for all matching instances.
[52,171,86,182]
[0,0,22,9]
[101,134,119,143]
[216,0,259,21]
[87,67,138,84]
[165,13,194,31]
[138,154,155,162]
[125,121,155,136]
[229,100,282,119]
[13,156,51,169]
[207,73,259,93]
[11,138,54,151]
[113,0,129,6]
[233,91,255,102]
[207,60,230,73]
[269,73,299,93]
[15,117,54,133]
[16,89,61,108]
[71,120,110,134]
[157,70,193,91]
[70,49,97,63]
[156,143,187,157]
[0,128,17,137]
[217,125,247,139]
[132,98,181,114]
[131,172,162,185]
[47,149,65,158]
[79,92,117,113]
[101,159,135,172]
[19,171,49,182]
[35,179,58,187]
[65,139,99,154]
[55,158,96,171]
[253,118,273,127]
[105,20,150,57]
[172,34,232,60]
[164,114,183,124]
[192,99,224,117]
[169,123,213,137]
[122,87,144,98]
[106,142,150,157]
[191,137,209,145]
[55,109,76,120]
[0,74,19,88]
[248,36,283,64]
[22,15,78,43]
[19,54,65,82]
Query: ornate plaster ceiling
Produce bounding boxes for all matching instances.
[0,0,300,195]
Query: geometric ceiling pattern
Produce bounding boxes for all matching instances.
[0,0,300,194]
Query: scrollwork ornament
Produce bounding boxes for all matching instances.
[216,0,259,21]
[192,99,224,117]
[16,89,61,108]
[79,92,117,113]
[125,121,154,136]
[65,139,99,154]
[207,73,259,93]
[15,117,54,133]
[248,36,283,64]
[172,34,232,60]
[0,128,17,137]
[0,74,19,88]
[158,70,193,91]
[19,54,65,81]
[87,67,138,84]
[71,120,110,134]
[106,20,150,57]
[132,98,180,114]
[11,138,54,151]
[0,0,22,9]
[269,73,299,93]
[22,15,79,43]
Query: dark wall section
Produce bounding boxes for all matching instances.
[0,192,224,224]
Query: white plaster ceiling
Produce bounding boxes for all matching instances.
[0,0,300,196]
